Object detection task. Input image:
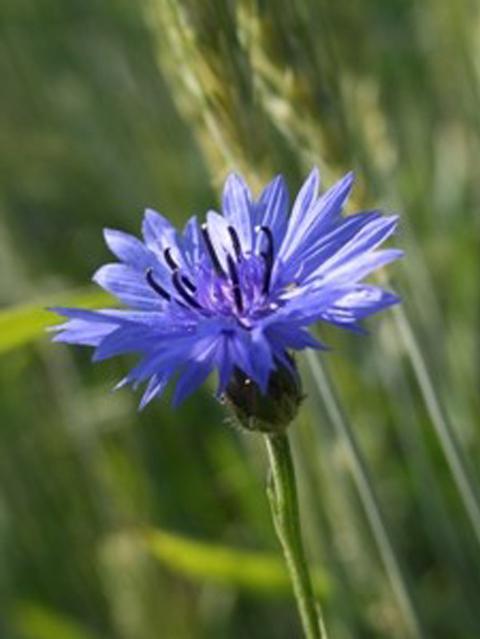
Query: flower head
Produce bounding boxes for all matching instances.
[52,168,402,410]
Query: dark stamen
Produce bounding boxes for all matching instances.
[228,226,242,258]
[261,252,273,294]
[164,247,178,271]
[261,253,274,295]
[172,271,203,310]
[145,268,171,301]
[259,226,274,259]
[181,275,197,293]
[163,247,196,292]
[258,226,274,294]
[226,255,243,313]
[201,224,225,276]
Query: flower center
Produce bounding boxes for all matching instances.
[144,224,277,324]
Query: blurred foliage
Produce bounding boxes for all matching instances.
[143,527,328,595]
[0,289,110,354]
[1,0,479,638]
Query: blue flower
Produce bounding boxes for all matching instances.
[52,168,402,409]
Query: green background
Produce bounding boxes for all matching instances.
[1,1,479,637]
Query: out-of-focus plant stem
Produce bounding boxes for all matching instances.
[265,432,325,639]
[306,351,426,639]
[392,305,480,543]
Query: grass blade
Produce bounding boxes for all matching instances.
[142,527,329,597]
[306,351,426,639]
[392,305,480,544]
[0,289,112,354]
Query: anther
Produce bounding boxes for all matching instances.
[258,226,274,294]
[227,226,242,259]
[163,247,196,292]
[226,255,243,313]
[164,247,178,271]
[258,226,274,259]
[181,275,197,293]
[201,224,225,276]
[145,268,171,301]
[172,271,203,310]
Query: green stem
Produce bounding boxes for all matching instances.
[265,432,325,639]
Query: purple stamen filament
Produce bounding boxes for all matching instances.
[163,247,197,293]
[172,271,203,309]
[145,268,196,311]
[226,254,243,313]
[164,247,178,271]
[181,275,197,293]
[145,268,171,301]
[201,224,225,276]
[147,224,277,319]
[228,226,242,259]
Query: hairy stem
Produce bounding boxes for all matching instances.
[265,432,325,639]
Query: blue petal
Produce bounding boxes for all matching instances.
[139,373,170,410]
[297,212,400,288]
[229,335,257,381]
[182,216,204,268]
[51,306,168,326]
[142,208,194,276]
[230,329,278,390]
[334,285,400,319]
[170,333,222,406]
[103,228,155,270]
[172,361,213,407]
[122,347,185,388]
[279,171,354,267]
[51,319,116,346]
[92,323,173,362]
[125,333,218,387]
[205,210,237,272]
[319,248,403,285]
[142,208,177,252]
[222,173,254,251]
[254,175,289,252]
[93,263,164,310]
[295,210,382,279]
[277,167,319,257]
[317,215,399,274]
[249,329,275,394]
[318,308,368,333]
[51,307,127,324]
[266,323,326,350]
[273,284,351,323]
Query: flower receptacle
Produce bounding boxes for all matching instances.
[225,363,303,433]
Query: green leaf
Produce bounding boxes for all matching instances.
[0,288,112,355]
[143,528,329,598]
[12,601,99,639]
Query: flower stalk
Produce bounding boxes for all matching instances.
[265,432,324,639]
